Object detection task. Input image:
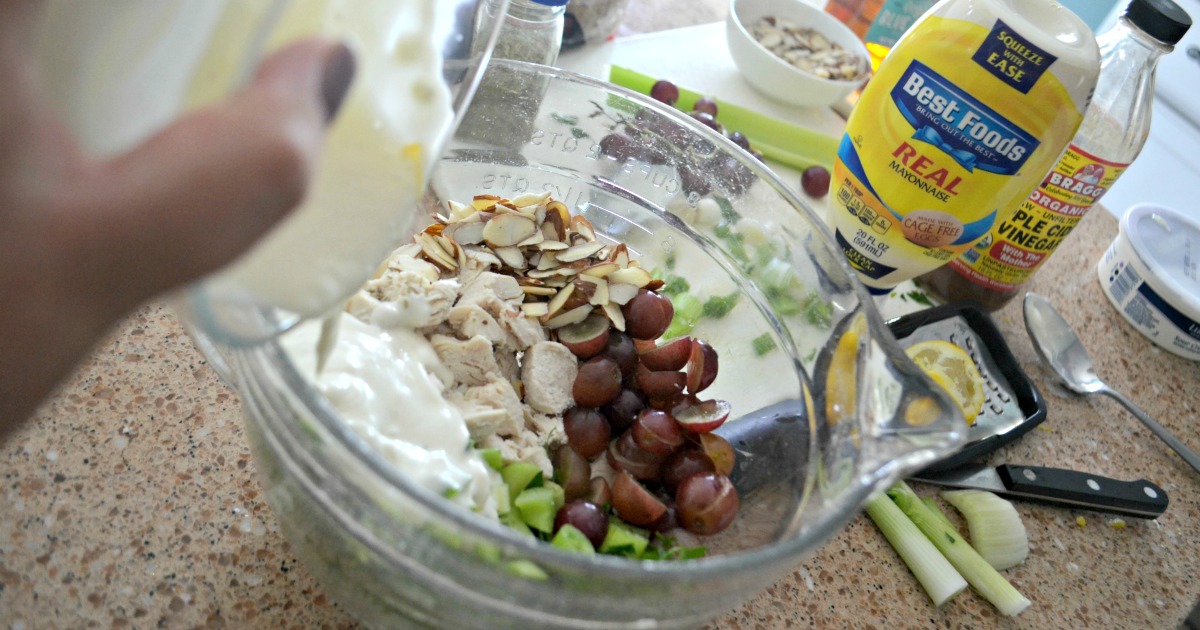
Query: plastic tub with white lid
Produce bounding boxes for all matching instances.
[1097,203,1200,361]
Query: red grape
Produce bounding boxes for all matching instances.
[801,165,832,198]
[602,331,638,375]
[622,290,674,340]
[631,408,686,456]
[588,477,612,508]
[563,407,611,459]
[639,336,692,371]
[602,388,645,433]
[727,131,751,152]
[555,500,609,549]
[689,110,721,132]
[612,470,668,527]
[599,133,636,161]
[635,364,687,402]
[607,431,664,480]
[698,432,736,477]
[552,444,593,500]
[650,80,680,106]
[661,447,716,494]
[693,96,719,117]
[686,338,718,394]
[675,472,739,535]
[573,356,622,408]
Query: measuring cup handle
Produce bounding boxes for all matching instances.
[1102,387,1200,476]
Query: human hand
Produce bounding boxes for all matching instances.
[0,1,356,434]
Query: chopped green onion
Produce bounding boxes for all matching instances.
[758,258,795,293]
[866,493,967,607]
[661,275,691,298]
[940,490,1029,571]
[801,292,833,327]
[887,482,1031,617]
[752,333,777,356]
[702,293,740,319]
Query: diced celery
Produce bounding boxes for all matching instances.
[551,525,596,556]
[599,519,649,557]
[702,293,740,319]
[481,448,504,471]
[505,560,548,581]
[515,486,562,534]
[501,461,543,502]
[664,293,703,339]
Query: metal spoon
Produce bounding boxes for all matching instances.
[1023,292,1200,475]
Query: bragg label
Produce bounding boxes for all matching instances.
[949,144,1129,291]
[829,10,1093,294]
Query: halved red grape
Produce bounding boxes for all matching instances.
[801,165,832,198]
[563,407,611,459]
[602,388,645,433]
[650,80,680,106]
[685,338,718,394]
[607,431,664,480]
[623,290,674,340]
[555,500,609,549]
[698,432,736,477]
[675,472,739,535]
[588,477,612,509]
[639,337,692,372]
[661,447,716,494]
[573,356,622,408]
[649,505,679,533]
[557,314,611,358]
[612,470,668,528]
[672,398,731,433]
[631,408,685,456]
[635,364,687,401]
[552,444,592,501]
[602,332,638,376]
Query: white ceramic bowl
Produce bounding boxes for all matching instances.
[726,0,870,107]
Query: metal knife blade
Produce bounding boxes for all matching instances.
[909,463,1169,519]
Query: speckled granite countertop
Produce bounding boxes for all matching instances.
[4,3,1200,628]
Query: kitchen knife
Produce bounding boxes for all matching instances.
[909,463,1169,519]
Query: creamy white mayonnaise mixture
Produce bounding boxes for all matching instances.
[284,313,501,518]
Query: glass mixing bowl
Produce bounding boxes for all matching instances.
[188,59,966,629]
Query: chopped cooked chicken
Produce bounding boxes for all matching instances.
[521,341,579,415]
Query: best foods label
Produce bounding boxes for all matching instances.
[830,10,1091,293]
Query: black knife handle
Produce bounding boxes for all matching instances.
[997,465,1169,519]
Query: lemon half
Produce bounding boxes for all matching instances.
[905,340,985,425]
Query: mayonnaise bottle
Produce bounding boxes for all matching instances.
[828,0,1100,295]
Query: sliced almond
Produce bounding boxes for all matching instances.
[492,245,527,269]
[444,220,485,245]
[422,223,445,237]
[581,261,620,278]
[645,278,665,291]
[544,304,593,329]
[416,233,457,270]
[463,245,502,269]
[545,283,576,318]
[472,195,502,211]
[482,213,538,248]
[546,200,571,240]
[511,191,550,208]
[521,285,558,297]
[446,200,478,222]
[607,266,653,288]
[588,277,609,305]
[527,268,561,279]
[570,214,597,242]
[517,229,545,247]
[573,275,599,301]
[535,251,558,271]
[602,301,627,332]
[605,243,631,268]
[521,302,550,318]
[557,239,605,263]
[607,282,639,305]
[535,239,569,251]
